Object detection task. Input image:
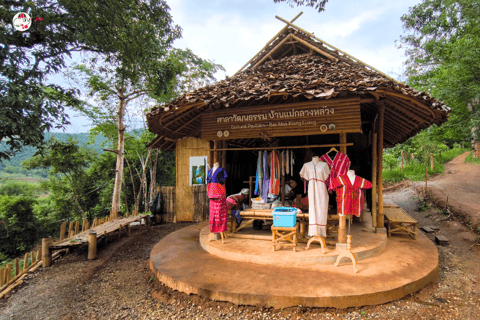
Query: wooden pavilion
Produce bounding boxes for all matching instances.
[145,14,450,240]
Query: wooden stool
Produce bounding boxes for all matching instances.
[271,223,298,252]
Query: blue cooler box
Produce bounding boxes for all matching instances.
[272,207,297,227]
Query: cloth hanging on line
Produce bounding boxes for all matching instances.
[286,149,290,175]
[207,167,228,233]
[281,151,285,177]
[258,150,263,196]
[320,151,351,192]
[331,174,372,216]
[262,151,270,203]
[299,160,331,238]
[254,151,261,196]
[269,150,280,195]
[290,150,294,177]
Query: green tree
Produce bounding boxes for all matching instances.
[0,0,182,161]
[274,0,329,12]
[399,0,480,142]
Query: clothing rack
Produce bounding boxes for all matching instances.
[207,143,353,152]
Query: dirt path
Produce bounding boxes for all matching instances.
[1,153,480,319]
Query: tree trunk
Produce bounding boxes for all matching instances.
[134,148,152,214]
[111,95,127,218]
[149,149,159,202]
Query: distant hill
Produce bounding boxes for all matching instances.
[0,132,110,177]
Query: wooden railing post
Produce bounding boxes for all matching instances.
[23,252,29,272]
[14,258,19,277]
[5,264,11,284]
[42,238,52,267]
[0,268,5,286]
[75,221,79,235]
[68,221,74,238]
[88,232,97,260]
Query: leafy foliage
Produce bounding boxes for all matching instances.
[399,0,480,142]
[273,0,329,12]
[0,0,182,161]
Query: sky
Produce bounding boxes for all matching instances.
[58,0,420,133]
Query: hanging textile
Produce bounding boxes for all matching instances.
[286,149,290,175]
[299,159,330,237]
[262,151,270,203]
[269,150,280,195]
[320,151,351,192]
[331,174,372,216]
[207,167,228,233]
[281,151,285,177]
[290,150,294,177]
[258,150,263,197]
[254,151,261,195]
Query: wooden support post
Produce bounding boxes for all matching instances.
[75,221,79,235]
[88,232,97,260]
[372,133,378,228]
[425,166,428,194]
[377,101,385,229]
[60,222,66,241]
[37,248,41,263]
[338,133,348,243]
[400,150,404,172]
[213,140,218,164]
[68,221,74,237]
[430,153,434,170]
[30,251,35,264]
[14,258,19,277]
[221,141,227,171]
[0,268,4,286]
[23,252,29,272]
[281,175,285,206]
[5,264,11,284]
[127,224,131,237]
[41,238,52,267]
[146,215,151,229]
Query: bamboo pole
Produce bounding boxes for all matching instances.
[275,16,400,84]
[42,238,52,267]
[430,153,434,170]
[60,222,66,241]
[23,252,29,272]
[235,12,303,75]
[14,258,19,277]
[425,167,428,194]
[372,133,378,228]
[253,34,294,68]
[0,269,4,286]
[88,232,97,260]
[30,251,35,264]
[36,248,41,263]
[289,34,338,61]
[75,221,79,235]
[377,102,385,229]
[213,140,218,164]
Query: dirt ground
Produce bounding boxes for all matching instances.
[1,154,480,320]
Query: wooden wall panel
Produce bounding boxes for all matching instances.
[175,137,210,222]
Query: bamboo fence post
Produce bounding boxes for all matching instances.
[60,222,66,241]
[23,253,29,272]
[42,238,52,267]
[88,232,97,260]
[430,153,434,170]
[5,264,11,284]
[30,251,35,264]
[425,167,428,195]
[371,133,378,228]
[400,150,404,172]
[68,221,74,237]
[14,258,19,277]
[0,268,4,286]
[36,248,41,263]
[75,221,79,235]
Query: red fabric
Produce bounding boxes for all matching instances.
[331,175,372,216]
[209,197,227,232]
[320,152,351,192]
[207,182,226,199]
[269,151,280,195]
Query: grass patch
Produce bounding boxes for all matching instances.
[465,152,480,164]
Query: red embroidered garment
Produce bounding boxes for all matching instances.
[269,151,280,195]
[320,152,351,192]
[207,167,228,233]
[331,175,372,216]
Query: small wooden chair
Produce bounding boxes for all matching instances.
[271,223,299,252]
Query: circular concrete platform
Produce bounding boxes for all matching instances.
[149,221,439,309]
[200,214,387,267]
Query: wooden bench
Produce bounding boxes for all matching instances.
[384,206,418,239]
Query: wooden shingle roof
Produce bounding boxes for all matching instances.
[146,23,450,151]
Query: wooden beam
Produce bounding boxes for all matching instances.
[253,34,293,68]
[290,34,338,61]
[386,98,429,124]
[234,12,303,75]
[274,16,401,84]
[207,143,353,152]
[378,90,435,119]
[172,113,202,134]
[376,101,385,230]
[371,132,377,228]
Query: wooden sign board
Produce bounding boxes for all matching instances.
[201,98,361,140]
